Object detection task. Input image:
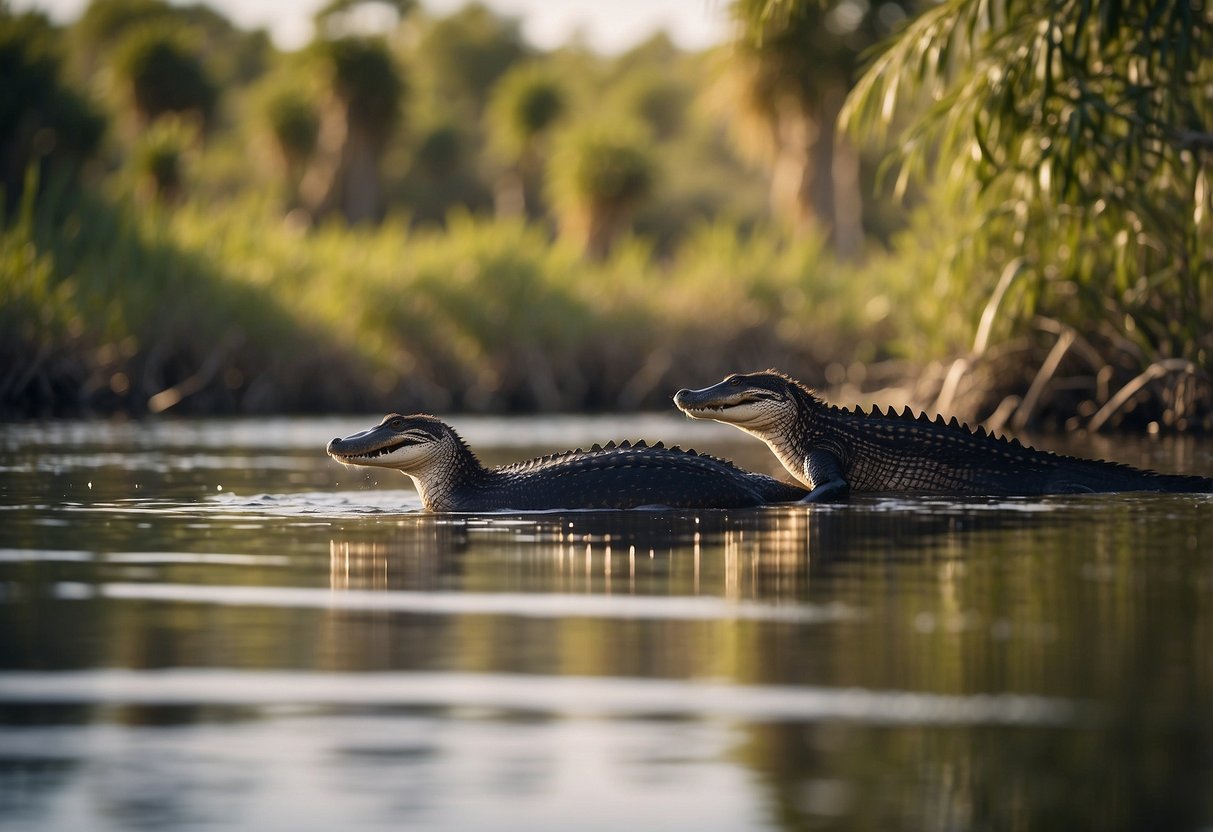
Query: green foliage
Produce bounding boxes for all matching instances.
[414,3,527,116]
[0,180,323,414]
[112,24,218,126]
[393,120,493,224]
[412,122,463,176]
[844,0,1213,387]
[300,36,406,223]
[32,0,1197,425]
[722,0,912,247]
[551,122,655,207]
[131,117,197,201]
[610,70,687,140]
[0,171,80,389]
[487,63,566,161]
[260,84,319,169]
[315,36,404,143]
[731,0,876,105]
[548,121,657,257]
[75,0,268,87]
[0,11,105,202]
[1,185,882,414]
[727,0,913,133]
[74,0,173,49]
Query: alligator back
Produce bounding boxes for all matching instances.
[825,406,1213,495]
[455,441,807,510]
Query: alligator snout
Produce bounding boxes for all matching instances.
[674,388,718,413]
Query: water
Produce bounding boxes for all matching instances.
[2,414,1212,831]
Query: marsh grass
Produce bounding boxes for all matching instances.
[2,174,362,414]
[6,173,1204,427]
[2,177,902,416]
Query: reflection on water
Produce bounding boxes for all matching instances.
[1,416,1212,831]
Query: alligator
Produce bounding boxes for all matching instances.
[326,413,808,511]
[674,370,1213,501]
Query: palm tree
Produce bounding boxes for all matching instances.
[111,24,217,129]
[487,63,566,217]
[260,83,320,209]
[721,0,911,255]
[548,122,656,259]
[300,36,405,224]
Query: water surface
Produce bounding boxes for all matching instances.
[2,415,1212,830]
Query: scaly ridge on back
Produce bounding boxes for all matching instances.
[826,399,1186,477]
[497,439,743,476]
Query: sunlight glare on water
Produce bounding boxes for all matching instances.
[1,415,1212,830]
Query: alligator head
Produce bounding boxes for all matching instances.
[674,370,818,487]
[327,413,483,510]
[673,370,805,432]
[327,413,451,469]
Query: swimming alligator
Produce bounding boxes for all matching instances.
[327,413,808,511]
[674,370,1213,501]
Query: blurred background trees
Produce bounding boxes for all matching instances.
[0,12,104,205]
[2,0,1209,427]
[259,81,320,208]
[720,0,913,255]
[486,63,566,218]
[415,3,526,119]
[111,25,218,129]
[549,122,656,259]
[299,35,404,223]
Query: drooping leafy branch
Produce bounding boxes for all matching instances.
[844,0,1212,376]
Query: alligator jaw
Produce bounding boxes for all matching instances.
[674,387,729,417]
[327,425,410,466]
[674,384,764,424]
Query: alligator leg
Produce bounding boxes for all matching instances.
[801,450,849,502]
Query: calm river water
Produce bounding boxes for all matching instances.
[1,414,1211,831]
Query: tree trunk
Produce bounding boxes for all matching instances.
[494,169,525,218]
[584,199,629,260]
[768,86,864,257]
[299,97,383,225]
[340,122,382,224]
[768,92,813,231]
[819,85,863,258]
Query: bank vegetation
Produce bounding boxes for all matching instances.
[2,0,1209,430]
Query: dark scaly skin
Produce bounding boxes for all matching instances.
[674,370,1213,501]
[327,413,807,511]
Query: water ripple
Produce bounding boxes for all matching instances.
[58,489,423,517]
[0,669,1078,726]
[50,581,855,624]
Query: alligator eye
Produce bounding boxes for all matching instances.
[729,377,741,387]
[389,418,403,430]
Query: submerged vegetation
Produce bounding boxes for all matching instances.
[2,0,1210,429]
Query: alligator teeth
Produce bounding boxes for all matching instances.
[339,439,409,460]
